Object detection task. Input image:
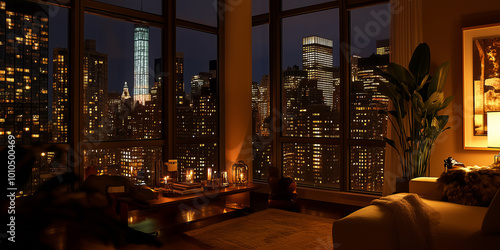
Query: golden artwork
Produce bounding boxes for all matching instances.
[473,36,500,135]
[463,23,500,149]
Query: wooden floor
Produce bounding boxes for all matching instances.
[123,192,360,249]
[46,192,361,249]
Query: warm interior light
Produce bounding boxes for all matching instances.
[488,112,500,148]
[487,111,500,165]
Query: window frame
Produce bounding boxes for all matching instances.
[0,0,224,190]
[252,0,389,194]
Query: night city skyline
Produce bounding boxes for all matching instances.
[1,0,390,195]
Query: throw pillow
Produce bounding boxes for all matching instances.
[482,188,500,234]
[437,166,500,206]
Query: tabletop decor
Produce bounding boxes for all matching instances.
[232,160,248,186]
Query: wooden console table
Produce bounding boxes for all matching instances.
[118,183,262,224]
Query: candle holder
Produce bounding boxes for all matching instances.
[207,167,213,183]
[165,160,178,182]
[185,168,194,184]
[221,171,229,187]
[231,161,248,186]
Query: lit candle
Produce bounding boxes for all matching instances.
[222,171,228,183]
[207,168,212,181]
[240,173,243,182]
[164,176,167,184]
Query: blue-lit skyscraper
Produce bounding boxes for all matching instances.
[133,24,150,105]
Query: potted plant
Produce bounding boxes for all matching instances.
[376,43,454,191]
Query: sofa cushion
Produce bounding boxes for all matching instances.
[482,188,500,235]
[437,166,500,206]
[333,198,500,250]
[420,199,500,249]
[332,204,398,250]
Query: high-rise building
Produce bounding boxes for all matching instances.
[257,75,270,136]
[376,39,390,55]
[302,36,335,111]
[177,59,218,138]
[349,42,390,192]
[282,66,307,132]
[133,24,150,106]
[175,52,186,106]
[0,0,49,144]
[177,143,217,182]
[83,39,108,141]
[52,48,69,143]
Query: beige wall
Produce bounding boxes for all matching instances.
[224,0,253,178]
[423,0,500,176]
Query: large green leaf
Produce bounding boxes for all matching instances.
[386,63,415,95]
[435,115,450,130]
[378,81,399,104]
[412,91,425,110]
[384,138,398,152]
[437,95,454,111]
[374,67,396,83]
[409,43,431,86]
[416,74,430,91]
[427,61,450,98]
[424,91,445,112]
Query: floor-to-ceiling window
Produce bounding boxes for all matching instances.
[252,0,390,193]
[0,0,221,195]
[175,0,220,182]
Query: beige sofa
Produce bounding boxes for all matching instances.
[332,177,500,249]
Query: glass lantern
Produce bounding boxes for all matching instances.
[232,160,248,186]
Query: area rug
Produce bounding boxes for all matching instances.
[184,208,334,249]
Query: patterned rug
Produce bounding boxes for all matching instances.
[184,208,334,249]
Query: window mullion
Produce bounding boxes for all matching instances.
[70,0,85,184]
[270,0,281,173]
[339,0,351,192]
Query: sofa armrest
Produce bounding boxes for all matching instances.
[409,177,442,200]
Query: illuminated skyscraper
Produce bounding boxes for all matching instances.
[257,75,270,136]
[302,36,335,111]
[376,39,390,55]
[52,48,69,143]
[0,0,49,144]
[133,24,150,106]
[176,52,186,105]
[83,39,108,141]
[349,42,390,192]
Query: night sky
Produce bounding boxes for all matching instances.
[46,1,389,104]
[252,2,391,82]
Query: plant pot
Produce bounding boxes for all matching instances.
[395,177,410,193]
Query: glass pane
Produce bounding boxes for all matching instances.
[0,1,69,144]
[252,24,271,181]
[177,143,218,182]
[176,0,217,27]
[84,14,162,142]
[94,0,162,15]
[350,146,384,192]
[252,0,268,16]
[176,28,218,138]
[283,143,340,188]
[349,3,390,140]
[282,0,334,11]
[84,146,162,187]
[17,150,67,196]
[282,9,340,138]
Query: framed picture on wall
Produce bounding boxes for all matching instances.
[463,23,500,150]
